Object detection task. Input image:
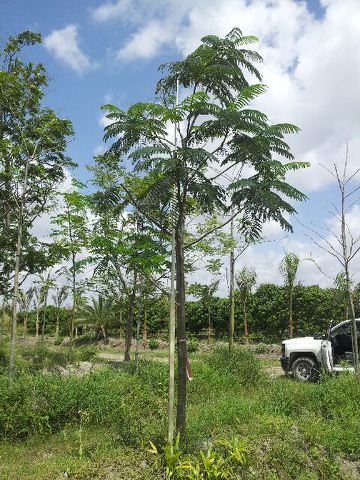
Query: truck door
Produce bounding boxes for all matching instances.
[321,339,333,373]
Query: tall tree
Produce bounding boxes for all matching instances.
[304,148,360,378]
[236,266,257,342]
[51,185,88,347]
[101,28,307,435]
[89,158,168,361]
[279,252,300,338]
[0,31,74,376]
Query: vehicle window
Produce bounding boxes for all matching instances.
[332,323,351,336]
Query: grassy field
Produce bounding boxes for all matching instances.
[0,340,359,479]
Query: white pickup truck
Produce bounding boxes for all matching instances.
[280,319,360,381]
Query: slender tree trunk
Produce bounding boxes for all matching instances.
[0,296,6,344]
[23,312,28,338]
[208,304,211,342]
[9,218,23,377]
[124,273,137,362]
[119,308,122,341]
[176,212,187,435]
[100,325,106,340]
[142,307,147,344]
[135,287,143,370]
[289,286,293,338]
[229,218,235,351]
[55,312,59,340]
[244,300,249,342]
[168,221,177,445]
[9,157,30,378]
[35,305,40,338]
[41,291,48,340]
[70,252,76,348]
[346,266,359,377]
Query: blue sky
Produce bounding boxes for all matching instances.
[2,0,360,288]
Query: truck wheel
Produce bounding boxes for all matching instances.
[292,357,319,382]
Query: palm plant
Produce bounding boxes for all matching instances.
[18,287,35,338]
[81,296,113,342]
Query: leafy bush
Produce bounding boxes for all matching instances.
[74,332,97,346]
[77,346,97,362]
[19,344,74,370]
[204,347,264,387]
[187,335,200,353]
[0,347,7,365]
[148,338,159,350]
[149,435,248,479]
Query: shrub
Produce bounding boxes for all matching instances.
[204,346,264,387]
[77,346,97,362]
[53,336,64,346]
[149,435,249,479]
[148,338,159,350]
[74,332,97,346]
[187,335,200,353]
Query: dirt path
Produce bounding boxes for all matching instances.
[97,352,168,364]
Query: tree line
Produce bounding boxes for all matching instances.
[5,281,356,343]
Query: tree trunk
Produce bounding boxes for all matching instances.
[35,306,40,338]
[55,313,59,340]
[100,325,106,340]
[176,213,187,435]
[208,304,211,342]
[289,286,293,338]
[9,157,30,378]
[135,287,143,370]
[229,218,235,351]
[0,296,6,344]
[244,300,249,342]
[142,308,147,344]
[23,312,28,338]
[70,252,76,348]
[119,308,122,341]
[41,292,48,340]
[346,266,359,377]
[9,218,23,377]
[124,272,137,362]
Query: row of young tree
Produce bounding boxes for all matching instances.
[1,27,359,438]
[6,279,357,343]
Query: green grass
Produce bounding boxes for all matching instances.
[0,342,358,479]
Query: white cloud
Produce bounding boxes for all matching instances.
[44,25,91,74]
[99,111,113,129]
[117,20,173,61]
[90,0,135,22]
[93,144,107,156]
